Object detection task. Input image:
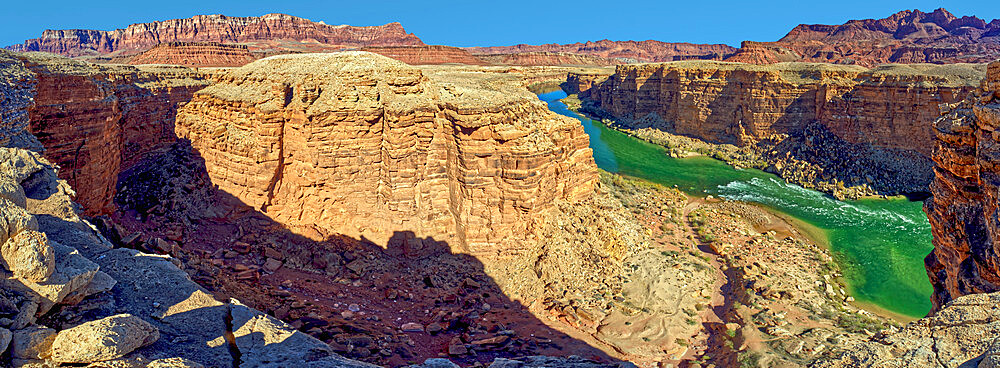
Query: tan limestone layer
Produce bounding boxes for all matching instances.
[174,52,597,258]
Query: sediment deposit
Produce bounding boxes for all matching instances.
[360,45,486,65]
[174,51,597,258]
[572,61,984,197]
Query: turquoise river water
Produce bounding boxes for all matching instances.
[538,90,934,318]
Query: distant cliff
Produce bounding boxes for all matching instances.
[7,13,424,57]
[468,40,736,63]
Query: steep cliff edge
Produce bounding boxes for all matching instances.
[360,45,487,65]
[14,52,209,215]
[925,61,1000,310]
[174,51,597,258]
[8,13,424,57]
[468,40,735,63]
[574,61,983,197]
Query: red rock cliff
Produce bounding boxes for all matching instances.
[8,14,424,57]
[925,61,1000,310]
[468,40,736,63]
[359,45,486,65]
[174,52,597,258]
[125,42,257,67]
[16,53,208,214]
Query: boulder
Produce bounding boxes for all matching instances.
[10,325,55,360]
[1,230,54,282]
[50,314,159,363]
[0,198,37,245]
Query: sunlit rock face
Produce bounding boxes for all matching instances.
[174,52,597,258]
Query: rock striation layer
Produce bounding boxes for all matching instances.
[124,42,257,67]
[360,45,487,65]
[8,13,424,57]
[468,40,736,63]
[14,52,209,215]
[475,51,624,66]
[574,61,983,196]
[925,61,1000,310]
[174,52,597,258]
[726,8,1000,66]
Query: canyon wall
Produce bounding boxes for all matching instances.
[360,45,486,65]
[468,40,736,63]
[0,51,35,147]
[8,13,424,57]
[574,61,983,195]
[174,52,597,258]
[16,53,208,214]
[124,42,257,67]
[475,51,623,66]
[925,61,1000,310]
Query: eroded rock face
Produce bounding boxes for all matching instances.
[9,13,424,57]
[579,61,982,195]
[125,42,257,67]
[925,61,1000,310]
[475,52,624,67]
[15,52,209,214]
[174,52,597,258]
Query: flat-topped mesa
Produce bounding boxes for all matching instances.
[925,61,1000,310]
[577,61,983,195]
[8,13,424,57]
[14,52,209,214]
[174,51,597,258]
[124,42,257,67]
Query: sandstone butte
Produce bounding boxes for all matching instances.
[567,61,985,195]
[6,13,424,57]
[173,52,597,259]
[123,42,257,68]
[725,8,1000,66]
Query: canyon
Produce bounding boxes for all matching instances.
[567,61,984,198]
[5,7,1000,368]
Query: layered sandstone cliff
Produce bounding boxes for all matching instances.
[15,52,209,215]
[468,40,736,63]
[725,8,1000,66]
[174,52,597,258]
[359,45,486,65]
[575,61,983,195]
[8,13,424,57]
[924,61,1000,310]
[124,42,257,67]
[475,51,624,66]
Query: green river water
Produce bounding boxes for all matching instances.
[538,90,934,318]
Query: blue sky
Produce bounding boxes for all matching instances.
[1,0,994,48]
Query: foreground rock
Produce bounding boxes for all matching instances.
[50,314,158,363]
[816,292,1000,367]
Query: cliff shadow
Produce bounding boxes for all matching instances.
[101,141,622,367]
